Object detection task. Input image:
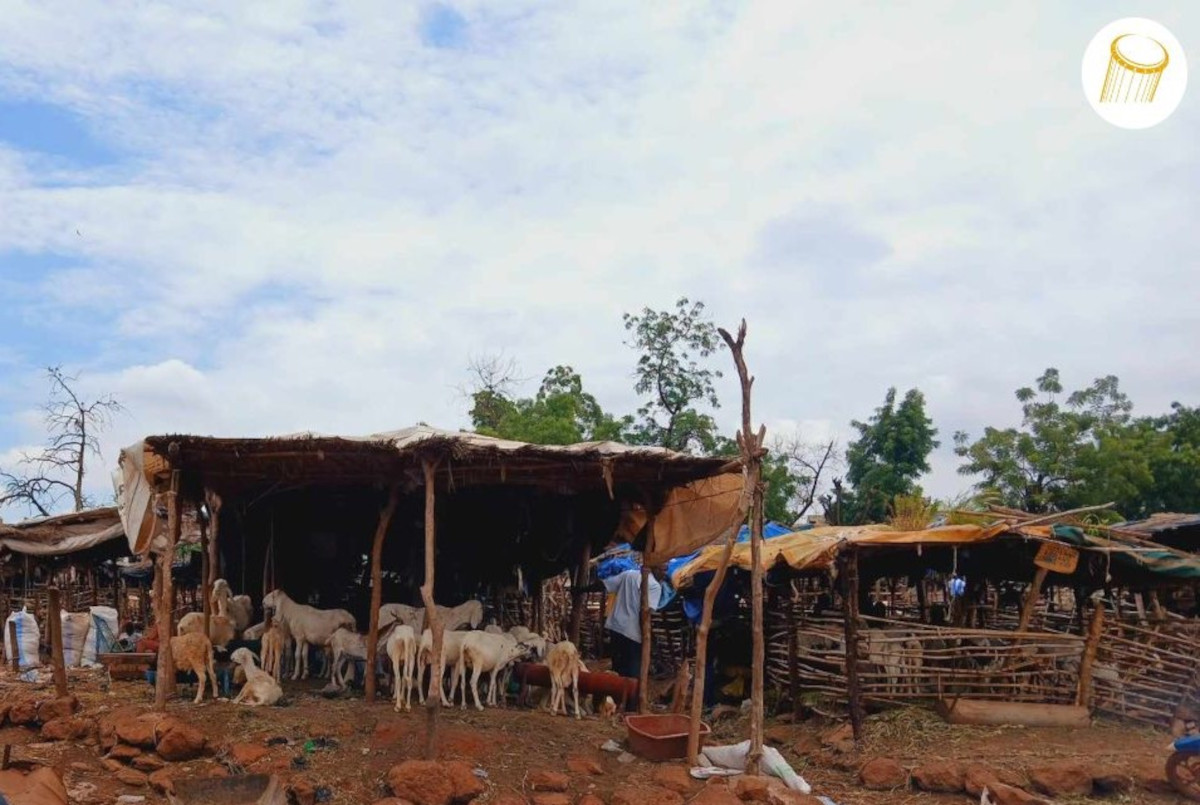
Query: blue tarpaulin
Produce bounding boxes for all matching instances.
[671,522,795,623]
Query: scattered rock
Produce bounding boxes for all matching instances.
[820,723,852,748]
[489,796,527,805]
[791,735,821,756]
[566,757,603,776]
[102,758,127,773]
[733,775,773,801]
[7,699,39,726]
[616,753,636,765]
[652,766,694,796]
[1131,757,1174,795]
[1029,761,1093,797]
[148,769,175,796]
[41,716,95,742]
[531,795,570,805]
[913,760,966,793]
[131,755,166,772]
[986,783,1050,805]
[764,726,793,746]
[577,796,606,805]
[387,760,484,805]
[860,757,908,790]
[289,777,317,805]
[965,765,999,797]
[155,718,208,761]
[528,771,570,792]
[611,785,683,805]
[115,714,164,749]
[115,768,149,788]
[688,787,743,805]
[766,791,822,805]
[229,742,271,767]
[36,695,80,723]
[110,744,143,761]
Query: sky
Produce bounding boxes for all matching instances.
[1,1,1197,520]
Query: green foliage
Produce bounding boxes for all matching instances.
[469,365,633,445]
[842,388,939,523]
[954,369,1199,518]
[888,493,939,531]
[622,297,723,453]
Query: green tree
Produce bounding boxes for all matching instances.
[623,297,723,453]
[953,369,1133,513]
[467,361,632,445]
[843,388,939,523]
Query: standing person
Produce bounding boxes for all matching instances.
[602,566,662,683]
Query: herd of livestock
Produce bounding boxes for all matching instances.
[168,580,595,719]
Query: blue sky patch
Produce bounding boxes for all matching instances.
[0,98,119,167]
[420,3,468,49]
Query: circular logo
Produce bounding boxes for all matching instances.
[1082,17,1187,129]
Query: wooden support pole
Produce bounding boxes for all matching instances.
[688,516,741,765]
[205,490,221,601]
[200,510,211,640]
[1017,566,1050,633]
[568,540,592,647]
[365,486,401,704]
[843,546,864,746]
[420,458,442,760]
[1076,601,1105,707]
[637,513,656,714]
[7,620,18,672]
[787,590,801,721]
[47,587,68,697]
[154,467,182,711]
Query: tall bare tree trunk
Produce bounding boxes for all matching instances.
[365,486,401,703]
[420,459,442,759]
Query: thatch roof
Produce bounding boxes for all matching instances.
[0,506,126,557]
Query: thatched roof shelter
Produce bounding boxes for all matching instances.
[0,507,126,558]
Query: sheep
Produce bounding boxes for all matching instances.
[261,619,291,682]
[483,624,504,635]
[262,589,356,680]
[546,640,584,719]
[212,579,254,635]
[456,631,534,711]
[167,631,219,705]
[379,603,424,632]
[385,623,418,712]
[438,600,484,632]
[177,611,236,650]
[229,647,283,706]
[326,626,370,690]
[417,629,471,705]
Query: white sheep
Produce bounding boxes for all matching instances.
[229,647,283,706]
[385,623,417,712]
[262,589,355,680]
[546,640,584,719]
[456,631,534,711]
[417,628,471,705]
[212,579,254,635]
[167,631,219,705]
[177,611,236,650]
[326,626,369,690]
[379,603,424,632]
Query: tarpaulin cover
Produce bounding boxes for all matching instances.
[597,544,639,579]
[620,472,748,565]
[0,508,125,557]
[670,521,793,622]
[1052,525,1200,579]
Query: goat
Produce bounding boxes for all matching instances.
[386,623,418,712]
[167,632,219,705]
[177,611,236,650]
[546,640,584,719]
[212,579,254,635]
[456,631,534,711]
[262,589,355,680]
[229,647,283,706]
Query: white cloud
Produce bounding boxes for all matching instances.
[0,0,1198,515]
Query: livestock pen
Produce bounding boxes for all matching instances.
[670,513,1200,732]
[112,425,745,717]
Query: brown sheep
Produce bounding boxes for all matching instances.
[168,631,219,704]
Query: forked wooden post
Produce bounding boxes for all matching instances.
[637,513,656,714]
[365,485,402,704]
[1018,566,1050,633]
[154,464,182,710]
[205,489,222,608]
[1076,601,1105,707]
[47,587,68,697]
[420,458,442,759]
[8,620,20,673]
[843,545,864,745]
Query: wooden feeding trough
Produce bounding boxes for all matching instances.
[625,714,710,762]
[167,773,285,805]
[97,652,155,681]
[936,698,1091,728]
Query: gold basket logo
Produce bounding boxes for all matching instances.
[1083,18,1187,129]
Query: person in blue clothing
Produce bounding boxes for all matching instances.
[602,566,662,682]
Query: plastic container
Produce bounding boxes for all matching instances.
[625,713,710,761]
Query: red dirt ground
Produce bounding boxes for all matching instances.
[1,668,1185,804]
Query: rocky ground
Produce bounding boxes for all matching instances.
[0,668,1186,804]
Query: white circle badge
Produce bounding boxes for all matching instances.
[1082,17,1187,129]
